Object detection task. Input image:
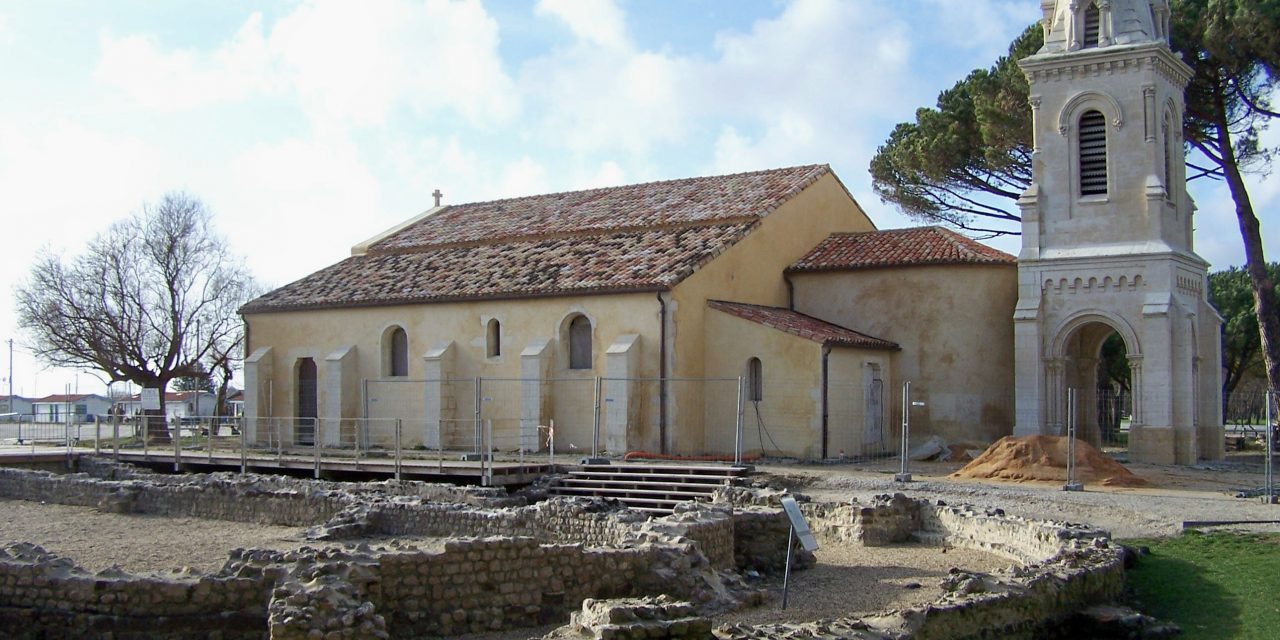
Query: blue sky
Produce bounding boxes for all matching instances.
[1,0,1275,398]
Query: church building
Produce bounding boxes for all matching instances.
[240,167,1017,460]
[238,0,1223,465]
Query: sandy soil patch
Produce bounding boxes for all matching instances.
[727,542,1009,626]
[0,499,447,574]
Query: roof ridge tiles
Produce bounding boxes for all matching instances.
[437,163,830,211]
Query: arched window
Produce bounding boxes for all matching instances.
[1078,109,1108,196]
[746,357,763,402]
[486,318,501,358]
[1082,3,1101,49]
[384,326,409,377]
[568,315,592,369]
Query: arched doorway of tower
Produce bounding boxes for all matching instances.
[1050,314,1140,453]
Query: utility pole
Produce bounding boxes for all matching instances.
[7,339,12,413]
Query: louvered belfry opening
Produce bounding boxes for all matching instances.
[1079,110,1108,196]
[1083,3,1102,48]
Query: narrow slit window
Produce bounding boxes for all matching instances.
[568,315,592,369]
[1079,110,1108,196]
[746,357,763,402]
[1083,3,1101,48]
[486,319,501,358]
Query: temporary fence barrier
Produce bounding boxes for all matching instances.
[324,375,895,462]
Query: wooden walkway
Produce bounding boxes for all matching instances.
[0,447,552,486]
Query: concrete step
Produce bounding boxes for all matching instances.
[578,463,749,477]
[557,477,719,493]
[549,462,749,515]
[552,486,721,501]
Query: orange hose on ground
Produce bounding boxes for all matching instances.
[622,450,761,463]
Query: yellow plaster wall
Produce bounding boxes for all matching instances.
[666,173,877,453]
[703,308,822,458]
[245,172,877,457]
[793,264,1017,445]
[244,292,661,450]
[826,349,894,458]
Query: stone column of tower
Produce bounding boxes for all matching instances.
[1012,0,1223,464]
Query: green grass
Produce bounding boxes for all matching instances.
[1123,531,1280,640]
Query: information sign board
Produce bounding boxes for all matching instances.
[780,496,819,552]
[141,388,161,411]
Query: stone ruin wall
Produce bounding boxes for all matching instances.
[796,493,1125,640]
[0,461,1129,640]
[0,462,739,639]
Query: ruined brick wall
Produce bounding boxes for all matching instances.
[375,537,695,636]
[0,543,271,640]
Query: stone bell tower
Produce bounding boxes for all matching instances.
[1012,0,1223,463]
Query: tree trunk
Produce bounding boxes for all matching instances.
[1215,117,1280,401]
[143,380,171,444]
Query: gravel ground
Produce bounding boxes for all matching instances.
[759,454,1280,539]
[723,543,1008,627]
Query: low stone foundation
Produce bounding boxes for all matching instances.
[712,491,1126,640]
[0,461,748,638]
[0,462,1129,640]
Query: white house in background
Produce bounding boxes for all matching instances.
[227,390,245,418]
[116,391,219,422]
[29,394,114,423]
[0,395,33,420]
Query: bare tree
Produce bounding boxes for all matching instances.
[17,193,257,442]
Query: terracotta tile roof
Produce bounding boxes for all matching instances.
[243,165,832,313]
[787,226,1015,273]
[707,300,898,350]
[368,165,831,252]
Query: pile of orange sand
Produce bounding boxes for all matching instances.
[951,436,1147,487]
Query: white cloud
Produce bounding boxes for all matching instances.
[0,122,164,254]
[922,0,1042,57]
[584,161,626,189]
[211,135,384,285]
[711,114,818,174]
[495,156,550,199]
[535,0,629,50]
[520,0,917,163]
[94,0,518,128]
[0,13,13,46]
[95,14,275,111]
[269,0,518,127]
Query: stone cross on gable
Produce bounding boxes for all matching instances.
[432,189,443,208]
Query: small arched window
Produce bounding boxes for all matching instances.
[1078,109,1108,196]
[746,357,763,402]
[385,326,409,377]
[486,318,501,358]
[1082,3,1101,49]
[568,315,592,369]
